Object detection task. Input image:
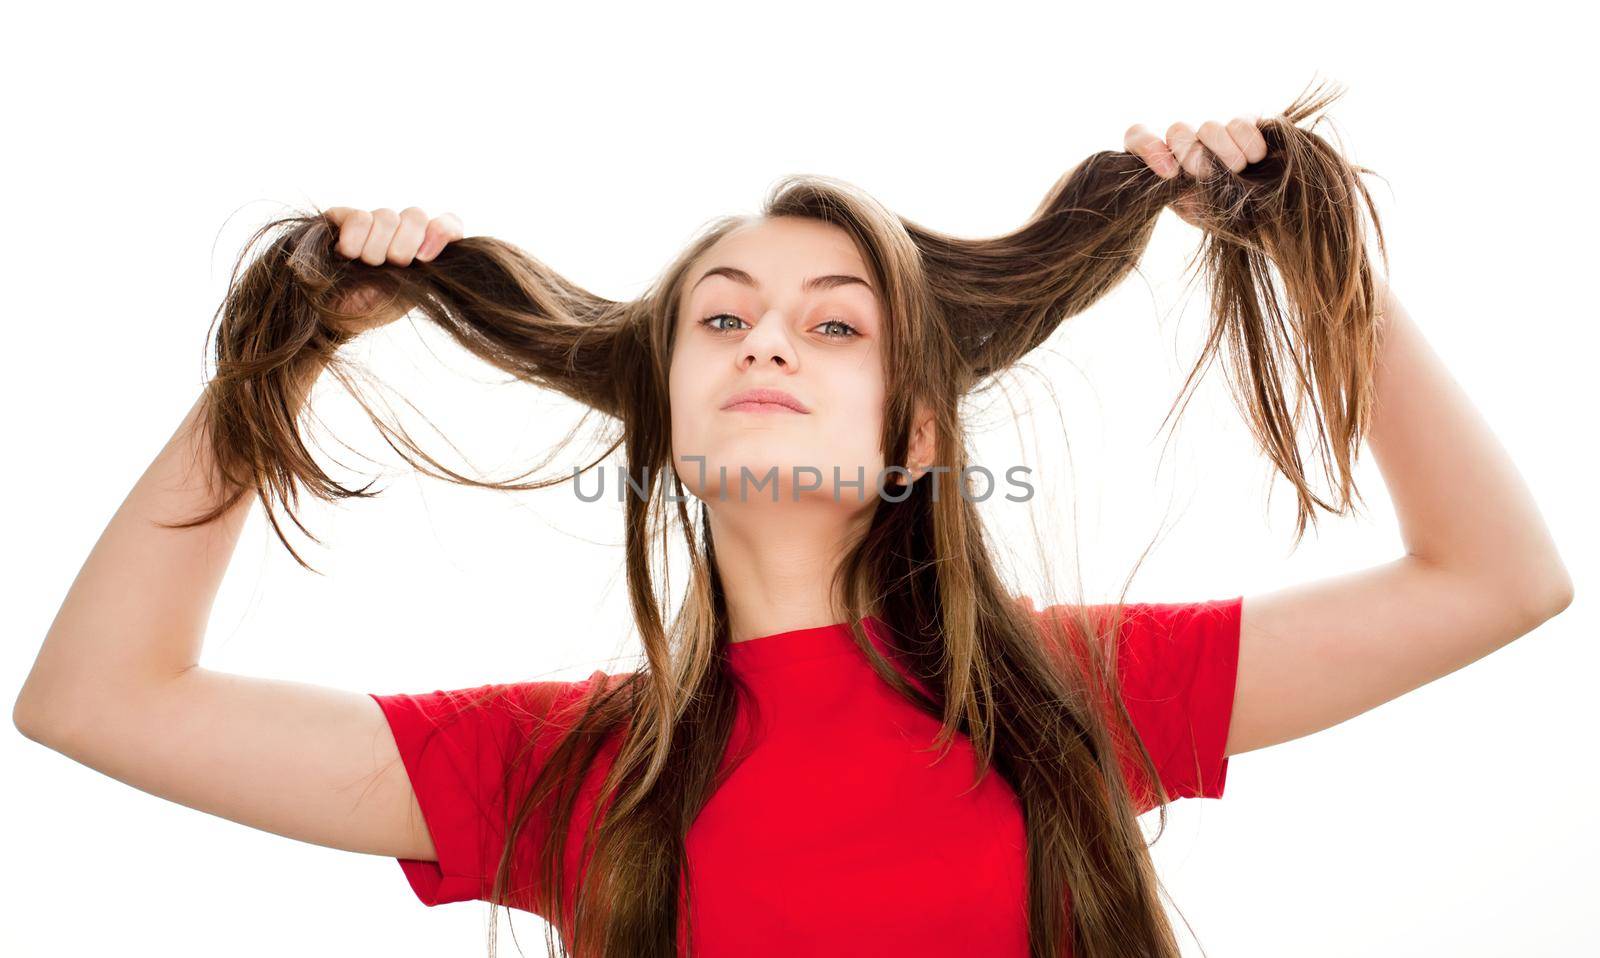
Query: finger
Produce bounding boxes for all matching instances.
[1228,114,1269,164]
[360,208,400,266]
[388,207,430,266]
[1123,123,1181,179]
[416,211,465,261]
[1165,121,1209,178]
[1196,120,1248,174]
[333,208,374,260]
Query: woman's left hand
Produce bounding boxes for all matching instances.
[1124,116,1269,227]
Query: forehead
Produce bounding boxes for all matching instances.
[689,216,870,288]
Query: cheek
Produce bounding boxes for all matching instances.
[667,365,699,450]
[667,340,729,471]
[668,337,706,409]
[824,369,888,464]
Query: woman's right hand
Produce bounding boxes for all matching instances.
[323,206,465,324]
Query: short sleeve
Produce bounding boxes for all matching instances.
[1020,595,1243,815]
[1106,598,1243,812]
[368,670,609,909]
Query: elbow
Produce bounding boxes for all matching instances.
[1542,568,1575,618]
[1417,551,1574,627]
[1520,563,1574,628]
[13,690,45,744]
[12,681,68,747]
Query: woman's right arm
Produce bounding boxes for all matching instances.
[12,386,443,861]
[12,206,465,862]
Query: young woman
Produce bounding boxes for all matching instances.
[14,82,1571,958]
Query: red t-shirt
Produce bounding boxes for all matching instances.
[368,595,1242,955]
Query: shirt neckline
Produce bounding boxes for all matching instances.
[725,614,891,673]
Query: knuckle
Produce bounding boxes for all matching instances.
[1231,117,1269,160]
[399,206,429,224]
[370,207,399,226]
[338,211,372,254]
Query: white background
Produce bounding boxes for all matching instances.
[4,1,1594,955]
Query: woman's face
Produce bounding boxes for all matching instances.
[669,216,911,510]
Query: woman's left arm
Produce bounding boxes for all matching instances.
[1127,118,1572,757]
[1226,279,1573,756]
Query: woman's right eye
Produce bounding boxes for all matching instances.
[700,314,749,334]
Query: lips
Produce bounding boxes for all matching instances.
[720,387,811,414]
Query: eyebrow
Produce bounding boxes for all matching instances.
[690,265,875,297]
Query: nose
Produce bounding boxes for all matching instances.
[739,308,797,369]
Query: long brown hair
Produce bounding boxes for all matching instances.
[173,78,1384,956]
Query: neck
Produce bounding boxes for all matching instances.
[705,497,875,643]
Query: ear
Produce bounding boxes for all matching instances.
[906,400,937,481]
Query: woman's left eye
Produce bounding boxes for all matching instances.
[815,318,861,339]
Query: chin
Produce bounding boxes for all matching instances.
[674,439,846,497]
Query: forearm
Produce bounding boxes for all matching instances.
[15,387,260,732]
[1363,279,1572,613]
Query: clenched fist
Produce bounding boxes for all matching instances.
[1124,117,1269,228]
[323,206,465,329]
